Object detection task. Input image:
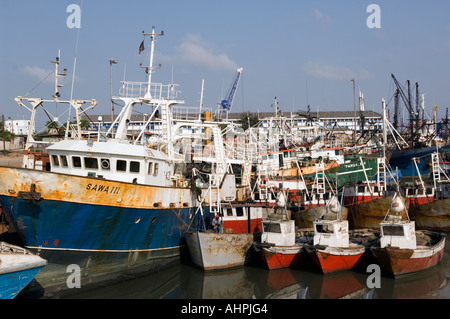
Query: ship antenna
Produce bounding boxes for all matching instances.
[141,26,164,99]
[65,0,83,138]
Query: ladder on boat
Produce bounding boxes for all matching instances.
[377,157,386,192]
[314,162,326,198]
[160,101,172,142]
[431,152,441,188]
[211,125,227,176]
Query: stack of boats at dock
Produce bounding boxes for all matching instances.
[183,117,450,277]
[0,26,449,298]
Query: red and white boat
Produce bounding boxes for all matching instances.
[306,219,366,274]
[370,194,446,277]
[253,219,312,270]
[219,204,263,234]
[305,198,367,274]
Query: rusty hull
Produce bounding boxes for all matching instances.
[293,206,348,228]
[184,231,253,271]
[347,195,409,230]
[0,166,195,210]
[272,161,339,179]
[409,198,450,231]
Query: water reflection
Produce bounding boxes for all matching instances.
[64,236,450,299]
[64,261,447,299]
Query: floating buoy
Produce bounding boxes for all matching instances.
[276,190,287,207]
[327,195,341,213]
[390,193,405,213]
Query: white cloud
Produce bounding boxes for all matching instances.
[313,8,331,25]
[303,61,371,82]
[22,66,54,83]
[303,61,355,82]
[160,34,238,72]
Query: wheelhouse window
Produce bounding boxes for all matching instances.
[382,225,404,236]
[226,208,233,217]
[153,163,159,176]
[236,207,244,217]
[315,223,334,233]
[117,160,127,172]
[60,155,68,167]
[130,161,140,173]
[72,156,82,168]
[51,155,59,166]
[84,157,98,169]
[263,222,281,233]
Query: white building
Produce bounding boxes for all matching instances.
[4,119,33,136]
[81,110,382,137]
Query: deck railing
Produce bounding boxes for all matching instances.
[118,81,181,100]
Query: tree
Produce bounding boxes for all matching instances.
[80,119,91,130]
[238,112,259,131]
[0,121,15,141]
[45,120,59,131]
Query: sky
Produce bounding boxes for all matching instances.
[1,0,449,132]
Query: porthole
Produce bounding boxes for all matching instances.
[101,159,110,169]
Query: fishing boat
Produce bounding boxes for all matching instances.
[343,157,409,229]
[304,197,367,274]
[306,219,366,274]
[184,205,262,271]
[370,195,446,277]
[291,163,348,228]
[253,218,313,270]
[331,154,379,191]
[0,242,47,299]
[406,152,450,231]
[0,27,232,296]
[253,143,340,208]
[388,146,443,177]
[184,231,254,271]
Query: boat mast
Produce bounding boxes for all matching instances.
[382,98,387,160]
[141,26,164,99]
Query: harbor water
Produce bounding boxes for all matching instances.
[29,232,450,300]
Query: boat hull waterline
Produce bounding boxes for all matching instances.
[371,232,446,276]
[184,231,253,271]
[307,245,366,274]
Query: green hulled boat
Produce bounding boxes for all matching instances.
[327,154,379,192]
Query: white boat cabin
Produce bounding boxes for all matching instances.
[221,206,263,222]
[343,182,384,200]
[261,220,296,246]
[257,148,298,171]
[256,147,345,172]
[304,147,345,165]
[47,139,174,186]
[404,186,434,198]
[313,219,349,248]
[379,217,416,250]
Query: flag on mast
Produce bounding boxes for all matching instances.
[139,40,145,54]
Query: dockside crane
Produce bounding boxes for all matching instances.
[390,74,421,146]
[220,67,243,113]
